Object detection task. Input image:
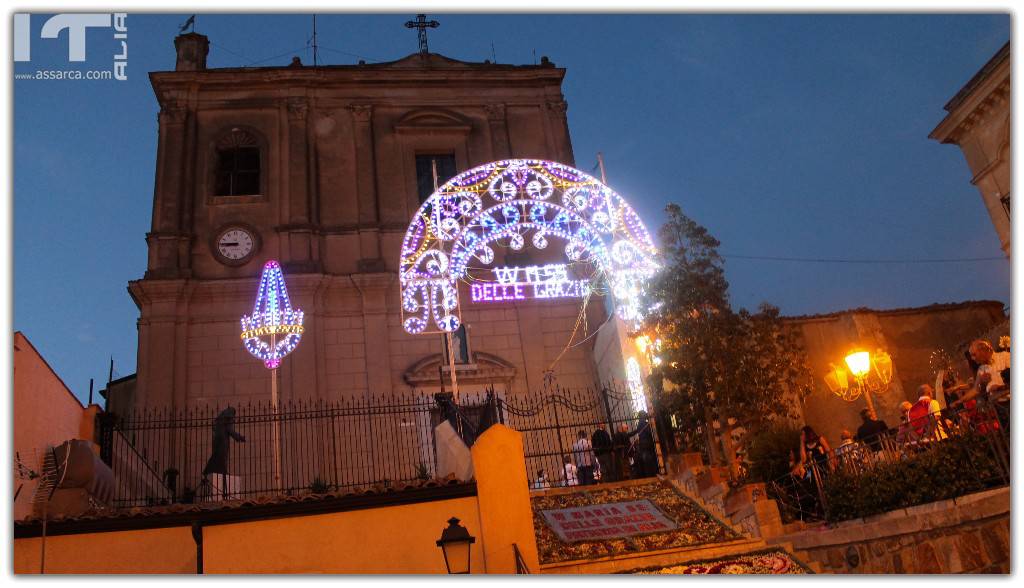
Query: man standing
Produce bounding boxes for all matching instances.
[591,425,614,483]
[854,408,889,453]
[612,423,632,481]
[571,430,595,485]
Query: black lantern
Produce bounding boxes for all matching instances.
[436,517,476,574]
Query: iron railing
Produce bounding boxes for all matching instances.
[97,384,664,507]
[770,395,1011,524]
[513,543,531,574]
[98,392,500,508]
[500,384,663,489]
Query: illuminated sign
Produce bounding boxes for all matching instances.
[398,159,659,334]
[470,263,592,302]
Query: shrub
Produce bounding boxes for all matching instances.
[308,476,330,494]
[822,434,1005,523]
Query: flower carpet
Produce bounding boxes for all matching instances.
[626,549,808,574]
[531,479,740,564]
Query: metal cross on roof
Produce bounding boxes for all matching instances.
[405,14,440,55]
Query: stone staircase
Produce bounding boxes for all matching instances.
[531,473,821,574]
[661,453,823,573]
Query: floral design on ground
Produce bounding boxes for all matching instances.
[627,549,808,574]
[530,480,740,564]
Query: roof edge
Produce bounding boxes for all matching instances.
[783,299,1006,323]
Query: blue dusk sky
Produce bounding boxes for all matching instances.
[12,13,1011,405]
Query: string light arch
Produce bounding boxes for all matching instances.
[398,159,658,335]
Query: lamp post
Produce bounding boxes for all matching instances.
[240,260,305,490]
[823,348,893,420]
[436,517,476,574]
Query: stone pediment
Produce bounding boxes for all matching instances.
[381,52,484,69]
[394,108,472,135]
[404,352,516,387]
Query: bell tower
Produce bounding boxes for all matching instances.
[130,30,590,411]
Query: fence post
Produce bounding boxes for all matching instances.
[600,386,614,429]
[96,411,117,467]
[811,463,829,521]
[552,394,566,477]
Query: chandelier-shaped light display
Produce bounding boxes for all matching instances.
[398,159,659,335]
[240,260,304,369]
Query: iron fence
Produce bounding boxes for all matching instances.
[770,395,1011,524]
[97,383,664,508]
[98,392,496,508]
[499,384,663,489]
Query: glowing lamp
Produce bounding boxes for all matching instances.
[844,351,871,379]
[872,349,893,386]
[824,363,849,395]
[635,335,651,354]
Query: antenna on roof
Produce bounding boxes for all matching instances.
[532,48,537,65]
[491,42,497,63]
[312,15,319,67]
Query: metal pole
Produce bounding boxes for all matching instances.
[861,378,877,420]
[433,157,460,404]
[446,330,460,401]
[271,334,281,491]
[596,152,607,184]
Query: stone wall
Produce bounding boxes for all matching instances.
[768,487,1010,574]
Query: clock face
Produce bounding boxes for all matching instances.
[216,227,256,263]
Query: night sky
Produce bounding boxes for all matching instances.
[13,13,1011,405]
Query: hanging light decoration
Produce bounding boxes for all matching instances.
[240,260,305,369]
[397,159,659,335]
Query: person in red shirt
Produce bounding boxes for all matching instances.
[908,384,944,440]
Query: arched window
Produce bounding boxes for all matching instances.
[214,128,261,196]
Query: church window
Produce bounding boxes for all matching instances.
[215,129,261,196]
[415,153,457,203]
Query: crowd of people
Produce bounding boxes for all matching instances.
[531,411,659,489]
[784,338,1011,512]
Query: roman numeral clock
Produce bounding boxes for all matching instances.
[212,224,260,266]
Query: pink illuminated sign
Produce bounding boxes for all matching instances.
[470,263,592,303]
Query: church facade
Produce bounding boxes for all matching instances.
[128,32,624,412]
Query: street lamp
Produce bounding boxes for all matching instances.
[822,348,894,419]
[436,517,476,574]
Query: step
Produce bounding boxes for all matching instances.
[664,477,748,537]
[540,537,768,574]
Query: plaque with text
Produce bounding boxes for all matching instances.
[540,499,678,543]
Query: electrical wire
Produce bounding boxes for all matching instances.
[244,46,311,67]
[208,41,252,64]
[721,254,1005,264]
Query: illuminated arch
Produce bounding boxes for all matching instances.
[398,159,658,334]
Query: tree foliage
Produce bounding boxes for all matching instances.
[642,204,812,463]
